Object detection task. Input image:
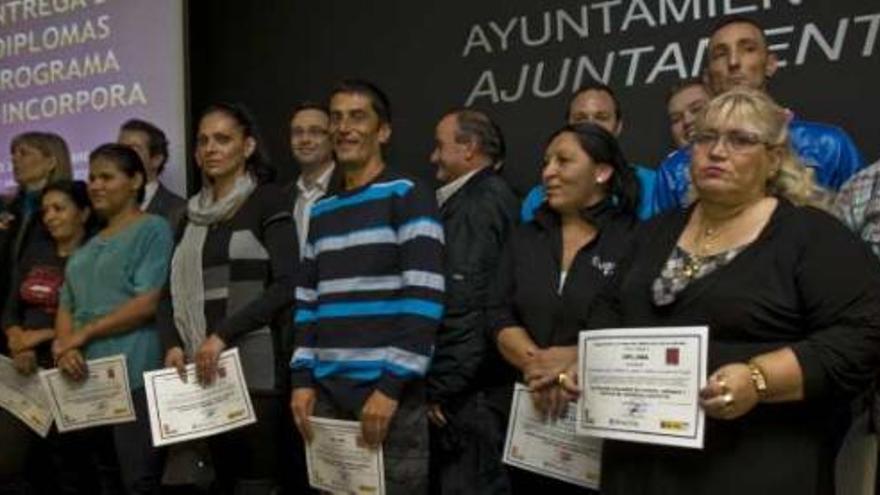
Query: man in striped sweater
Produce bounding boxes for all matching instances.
[290,80,444,494]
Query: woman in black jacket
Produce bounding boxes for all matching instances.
[488,123,640,494]
[0,180,94,494]
[578,89,880,495]
[0,132,72,343]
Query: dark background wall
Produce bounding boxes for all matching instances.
[188,0,880,196]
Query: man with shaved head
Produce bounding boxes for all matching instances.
[653,16,865,212]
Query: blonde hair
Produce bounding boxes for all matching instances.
[692,89,829,209]
[10,131,73,184]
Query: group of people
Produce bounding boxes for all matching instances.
[1,14,879,495]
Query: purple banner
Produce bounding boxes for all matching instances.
[0,0,186,196]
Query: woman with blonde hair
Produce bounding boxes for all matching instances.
[575,89,880,494]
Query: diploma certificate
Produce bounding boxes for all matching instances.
[39,354,135,432]
[143,348,256,447]
[305,416,385,495]
[0,355,53,437]
[503,383,602,489]
[576,326,708,449]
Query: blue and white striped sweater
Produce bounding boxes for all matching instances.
[290,172,445,401]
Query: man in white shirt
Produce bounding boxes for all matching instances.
[288,102,338,252]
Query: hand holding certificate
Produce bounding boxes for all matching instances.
[503,383,602,489]
[0,355,53,437]
[576,326,708,449]
[39,354,135,432]
[143,348,255,447]
[305,416,385,495]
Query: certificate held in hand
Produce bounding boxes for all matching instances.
[576,326,708,449]
[503,383,602,489]
[305,416,385,495]
[143,348,256,447]
[0,355,54,437]
[39,354,136,432]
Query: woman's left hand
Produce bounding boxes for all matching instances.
[700,363,759,420]
[530,385,573,420]
[51,331,88,360]
[195,334,226,386]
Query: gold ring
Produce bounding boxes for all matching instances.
[557,373,568,386]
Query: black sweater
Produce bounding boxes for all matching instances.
[590,199,880,495]
[488,202,639,348]
[158,183,298,392]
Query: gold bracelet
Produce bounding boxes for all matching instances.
[747,362,768,399]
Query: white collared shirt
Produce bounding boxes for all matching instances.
[294,163,335,254]
[436,168,483,208]
[140,180,159,211]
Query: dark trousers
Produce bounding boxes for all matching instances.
[428,392,510,495]
[0,409,102,495]
[96,388,163,495]
[206,392,284,495]
[0,408,33,494]
[313,382,429,495]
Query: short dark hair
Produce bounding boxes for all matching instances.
[546,123,639,216]
[709,15,767,47]
[289,101,329,123]
[42,179,98,236]
[89,143,147,203]
[444,108,506,166]
[199,102,276,184]
[567,83,622,122]
[43,179,91,211]
[666,78,708,105]
[329,79,392,125]
[120,119,169,174]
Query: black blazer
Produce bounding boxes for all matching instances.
[145,182,186,229]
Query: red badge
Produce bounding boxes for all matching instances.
[666,347,679,365]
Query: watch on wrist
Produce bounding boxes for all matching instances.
[748,362,768,399]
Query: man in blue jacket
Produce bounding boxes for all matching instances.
[521,83,657,221]
[654,16,865,212]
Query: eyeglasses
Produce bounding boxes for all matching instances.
[692,129,770,153]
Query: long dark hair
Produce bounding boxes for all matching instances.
[546,123,640,216]
[198,102,275,184]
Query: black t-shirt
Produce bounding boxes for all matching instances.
[2,241,67,367]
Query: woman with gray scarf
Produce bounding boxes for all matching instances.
[157,103,297,495]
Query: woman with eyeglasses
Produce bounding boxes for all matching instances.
[574,89,880,494]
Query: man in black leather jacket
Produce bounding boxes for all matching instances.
[427,108,519,495]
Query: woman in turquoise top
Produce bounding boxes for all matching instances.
[52,143,172,495]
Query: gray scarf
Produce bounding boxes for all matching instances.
[171,174,257,356]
